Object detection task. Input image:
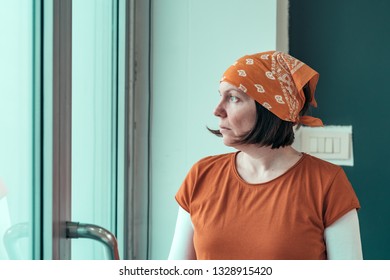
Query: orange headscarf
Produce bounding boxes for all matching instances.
[221,51,323,127]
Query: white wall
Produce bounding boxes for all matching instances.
[149,0,283,259]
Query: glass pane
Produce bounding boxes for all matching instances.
[0,1,35,260]
[72,0,118,259]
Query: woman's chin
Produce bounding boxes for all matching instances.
[222,137,237,148]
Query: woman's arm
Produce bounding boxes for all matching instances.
[324,209,363,260]
[168,207,196,260]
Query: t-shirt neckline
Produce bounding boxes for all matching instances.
[230,151,307,187]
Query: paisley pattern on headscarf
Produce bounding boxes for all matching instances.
[221,51,323,127]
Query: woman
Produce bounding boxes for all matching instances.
[168,51,363,260]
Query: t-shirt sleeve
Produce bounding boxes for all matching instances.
[323,168,361,227]
[175,163,199,213]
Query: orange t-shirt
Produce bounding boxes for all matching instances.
[175,152,360,260]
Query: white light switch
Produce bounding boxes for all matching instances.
[309,137,317,152]
[317,137,325,153]
[333,137,341,153]
[296,125,353,166]
[325,138,333,153]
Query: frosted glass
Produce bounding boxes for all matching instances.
[71,0,117,260]
[0,1,34,260]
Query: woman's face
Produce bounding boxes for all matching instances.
[214,82,257,147]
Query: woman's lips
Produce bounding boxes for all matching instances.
[219,126,230,132]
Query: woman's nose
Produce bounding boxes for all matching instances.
[213,101,226,118]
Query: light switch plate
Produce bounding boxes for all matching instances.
[293,125,354,166]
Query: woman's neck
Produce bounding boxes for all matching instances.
[235,145,303,184]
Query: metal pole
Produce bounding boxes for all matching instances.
[52,0,72,260]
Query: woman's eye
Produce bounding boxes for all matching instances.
[229,96,239,102]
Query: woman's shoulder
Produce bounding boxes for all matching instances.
[301,153,343,173]
[192,152,236,169]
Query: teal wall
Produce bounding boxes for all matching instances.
[290,0,390,259]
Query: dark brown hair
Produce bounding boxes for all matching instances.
[208,84,313,149]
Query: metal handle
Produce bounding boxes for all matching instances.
[3,222,29,259]
[66,221,120,260]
